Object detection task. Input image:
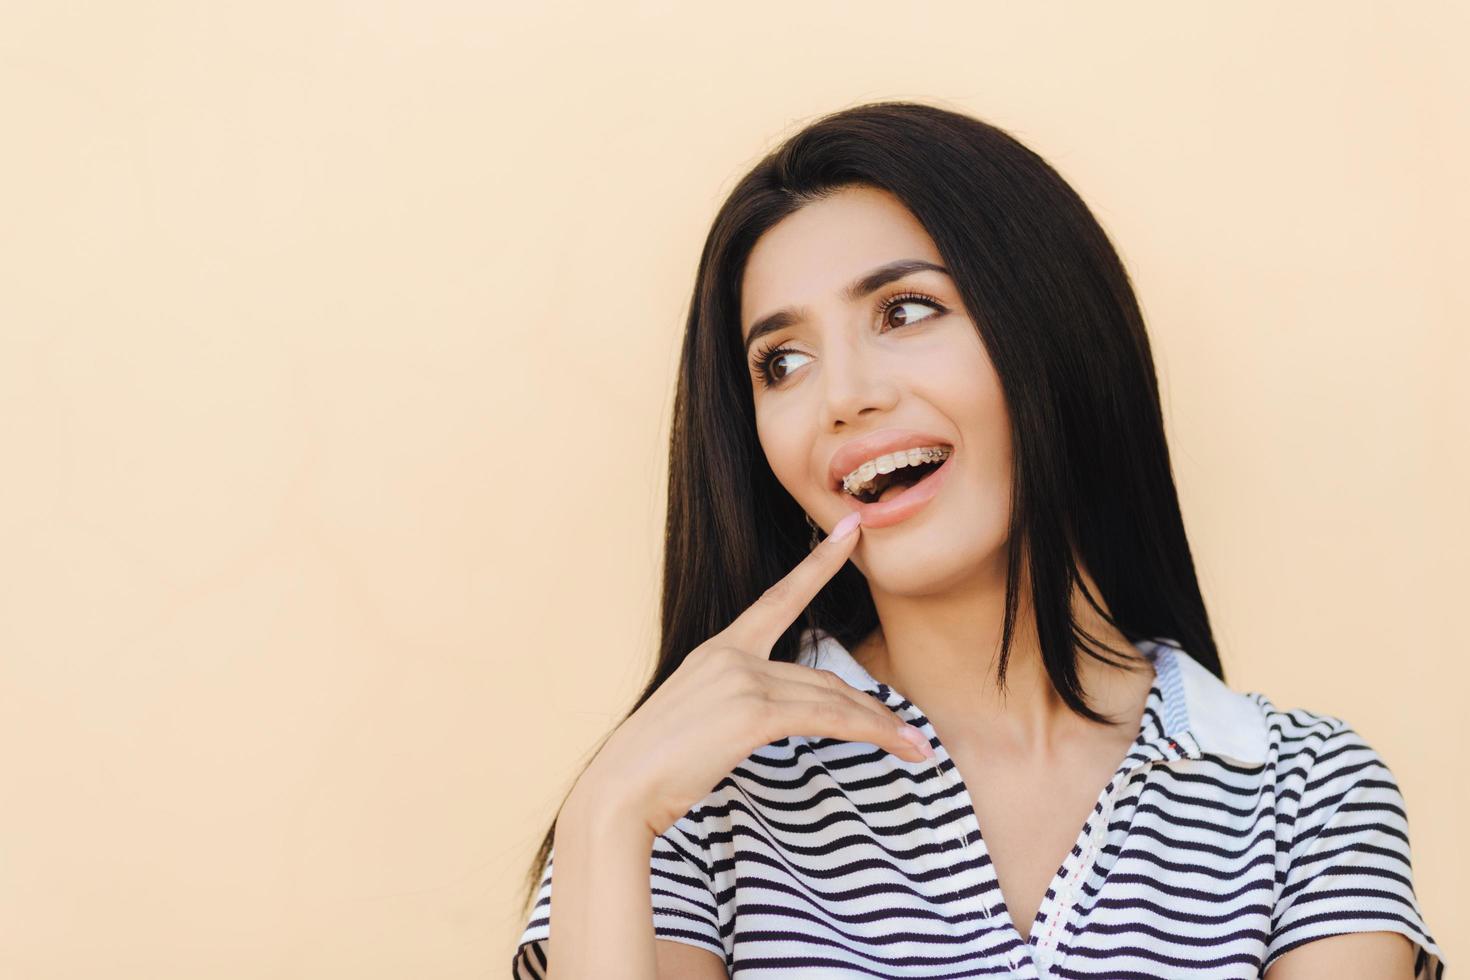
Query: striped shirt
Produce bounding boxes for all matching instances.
[513,629,1445,978]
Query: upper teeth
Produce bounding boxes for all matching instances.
[841,445,952,496]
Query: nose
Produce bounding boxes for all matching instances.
[817,333,901,430]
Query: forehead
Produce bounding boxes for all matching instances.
[740,186,942,332]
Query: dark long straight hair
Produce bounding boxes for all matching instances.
[518,99,1221,918]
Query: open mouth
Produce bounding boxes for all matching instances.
[839,445,954,504]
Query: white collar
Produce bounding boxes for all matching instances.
[798,628,1268,766]
[1139,636,1269,765]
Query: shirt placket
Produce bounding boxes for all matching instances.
[1027,765,1135,976]
[1034,731,1201,978]
[884,686,1043,980]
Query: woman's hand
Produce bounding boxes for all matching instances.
[573,512,936,839]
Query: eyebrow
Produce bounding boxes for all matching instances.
[742,258,951,357]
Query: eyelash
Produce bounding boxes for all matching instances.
[749,290,947,390]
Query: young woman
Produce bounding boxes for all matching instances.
[511,102,1445,979]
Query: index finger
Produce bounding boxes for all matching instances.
[723,511,863,657]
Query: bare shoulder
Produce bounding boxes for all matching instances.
[656,938,728,978]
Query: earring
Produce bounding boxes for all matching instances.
[805,512,825,550]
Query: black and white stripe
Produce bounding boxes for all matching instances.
[513,631,1444,978]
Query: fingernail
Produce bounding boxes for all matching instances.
[899,725,935,757]
[830,512,861,541]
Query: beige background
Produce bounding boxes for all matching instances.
[1,2,1463,976]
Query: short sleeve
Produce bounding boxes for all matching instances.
[510,818,726,978]
[1264,722,1445,978]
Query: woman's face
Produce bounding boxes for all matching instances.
[739,184,1014,596]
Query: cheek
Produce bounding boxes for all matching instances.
[965,381,1010,456]
[928,355,1012,473]
[754,409,809,494]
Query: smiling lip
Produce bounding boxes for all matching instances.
[826,428,955,492]
[835,448,955,529]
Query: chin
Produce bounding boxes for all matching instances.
[859,518,1007,593]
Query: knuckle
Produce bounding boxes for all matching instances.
[704,644,739,665]
[723,664,766,700]
[698,645,744,672]
[810,669,843,690]
[703,648,758,684]
[812,698,844,726]
[758,579,792,606]
[738,690,780,732]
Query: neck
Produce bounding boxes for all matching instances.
[850,553,1153,759]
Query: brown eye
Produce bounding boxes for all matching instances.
[878,291,946,330]
[767,349,811,383]
[751,345,811,389]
